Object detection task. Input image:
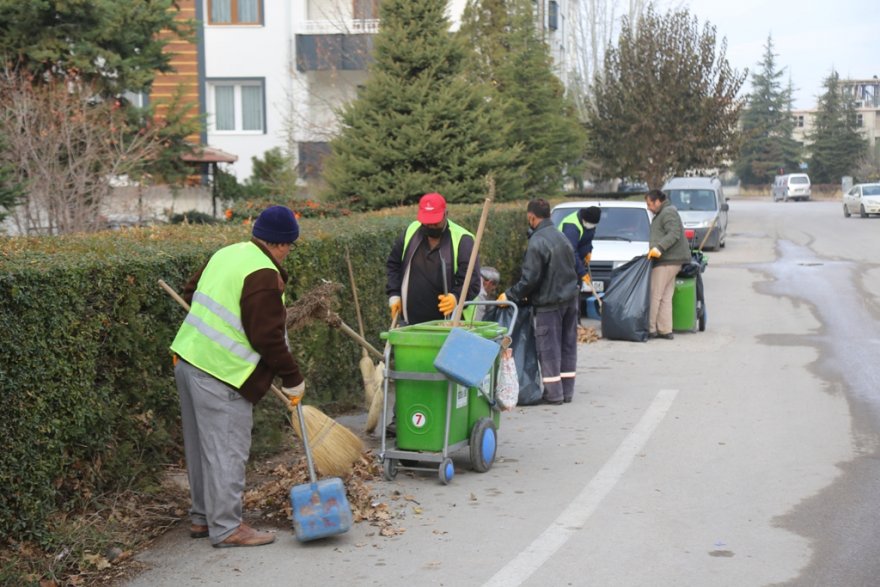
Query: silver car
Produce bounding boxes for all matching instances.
[843,183,880,218]
[661,176,729,251]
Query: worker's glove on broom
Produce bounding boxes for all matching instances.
[389,296,401,320]
[647,247,662,259]
[497,292,509,308]
[582,274,591,285]
[584,253,592,264]
[437,293,456,316]
[580,274,592,293]
[282,380,305,407]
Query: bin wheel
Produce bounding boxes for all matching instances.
[438,458,454,485]
[698,302,707,332]
[470,418,497,473]
[383,458,398,481]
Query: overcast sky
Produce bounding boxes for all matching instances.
[681,0,879,109]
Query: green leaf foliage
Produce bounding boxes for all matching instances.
[734,36,802,185]
[586,5,746,188]
[806,70,869,184]
[460,0,587,199]
[322,0,520,209]
[0,203,529,541]
[0,0,191,96]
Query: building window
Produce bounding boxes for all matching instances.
[208,0,262,25]
[856,113,863,127]
[208,79,265,133]
[795,115,804,128]
[548,1,559,31]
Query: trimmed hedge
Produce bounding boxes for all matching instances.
[0,201,529,541]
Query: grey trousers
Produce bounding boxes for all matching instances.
[175,359,253,544]
[534,297,579,402]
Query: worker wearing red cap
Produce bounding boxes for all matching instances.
[386,192,482,325]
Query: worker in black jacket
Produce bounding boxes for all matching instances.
[499,199,579,405]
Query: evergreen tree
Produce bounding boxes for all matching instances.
[586,6,745,188]
[460,0,586,198]
[0,135,23,226]
[322,0,519,209]
[735,36,801,185]
[0,0,189,96]
[807,70,868,184]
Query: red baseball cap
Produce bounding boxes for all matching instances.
[417,192,447,224]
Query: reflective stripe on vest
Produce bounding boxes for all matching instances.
[170,242,278,388]
[558,211,584,239]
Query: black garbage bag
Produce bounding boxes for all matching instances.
[600,255,652,342]
[483,304,543,405]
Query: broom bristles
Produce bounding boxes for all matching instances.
[365,366,385,434]
[291,405,364,477]
[360,354,376,406]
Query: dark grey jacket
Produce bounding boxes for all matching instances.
[505,219,579,310]
[649,201,691,266]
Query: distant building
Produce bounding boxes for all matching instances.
[791,77,880,164]
[149,0,579,184]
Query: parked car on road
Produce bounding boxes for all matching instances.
[661,176,729,251]
[772,173,811,202]
[551,201,651,295]
[843,183,880,217]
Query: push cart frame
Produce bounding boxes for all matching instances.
[379,300,517,484]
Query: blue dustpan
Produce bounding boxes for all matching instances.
[433,327,500,388]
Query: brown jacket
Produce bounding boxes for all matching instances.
[182,239,304,403]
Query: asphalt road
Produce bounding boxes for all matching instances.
[126,198,880,587]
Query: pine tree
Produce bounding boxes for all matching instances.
[735,36,801,185]
[460,0,586,198]
[322,0,518,209]
[0,135,23,226]
[807,71,869,184]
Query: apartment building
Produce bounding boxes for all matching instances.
[153,0,578,183]
[791,78,880,162]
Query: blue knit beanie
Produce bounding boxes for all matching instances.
[252,206,299,244]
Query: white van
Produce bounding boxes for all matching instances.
[772,174,811,202]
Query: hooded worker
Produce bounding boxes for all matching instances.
[558,206,601,288]
[170,205,304,548]
[386,192,482,325]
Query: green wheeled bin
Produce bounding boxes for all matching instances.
[379,318,506,484]
[672,276,697,332]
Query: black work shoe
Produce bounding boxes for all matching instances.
[648,332,659,339]
[563,397,573,404]
[385,423,396,438]
[541,398,564,406]
[657,332,674,340]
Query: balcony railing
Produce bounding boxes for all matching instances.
[297,19,380,35]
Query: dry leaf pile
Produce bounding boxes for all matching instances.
[577,325,600,343]
[243,450,406,537]
[285,281,342,330]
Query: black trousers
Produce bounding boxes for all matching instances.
[534,297,579,402]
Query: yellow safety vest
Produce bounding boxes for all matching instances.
[558,211,584,238]
[170,242,280,388]
[401,220,478,321]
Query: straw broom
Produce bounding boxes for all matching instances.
[158,279,364,477]
[365,314,397,434]
[344,247,379,407]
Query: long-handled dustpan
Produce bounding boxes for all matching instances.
[290,402,353,542]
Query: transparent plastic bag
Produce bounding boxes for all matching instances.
[495,348,519,411]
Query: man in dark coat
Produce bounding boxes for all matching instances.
[500,199,579,404]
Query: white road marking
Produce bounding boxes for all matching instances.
[482,388,679,587]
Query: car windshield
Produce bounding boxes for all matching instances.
[863,186,880,196]
[550,207,650,242]
[593,208,650,241]
[790,176,809,184]
[666,189,717,211]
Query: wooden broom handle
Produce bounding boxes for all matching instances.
[158,279,292,409]
[451,177,494,325]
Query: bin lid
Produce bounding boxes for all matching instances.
[381,320,505,344]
